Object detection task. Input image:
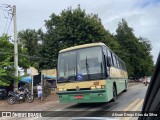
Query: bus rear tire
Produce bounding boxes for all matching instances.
[111,85,117,102]
[124,80,128,92]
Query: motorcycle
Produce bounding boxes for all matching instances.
[143,80,148,86]
[143,76,149,86]
[144,81,147,86]
[7,87,34,105]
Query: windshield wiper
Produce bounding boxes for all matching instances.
[85,57,90,79]
[66,74,75,82]
[57,79,73,83]
[57,74,75,83]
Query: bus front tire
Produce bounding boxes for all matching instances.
[124,81,128,92]
[111,85,117,102]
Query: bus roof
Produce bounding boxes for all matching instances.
[59,42,126,68]
[59,42,106,53]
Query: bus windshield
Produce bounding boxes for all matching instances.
[58,46,105,83]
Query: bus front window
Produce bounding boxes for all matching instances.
[77,47,104,80]
[58,51,76,82]
[58,46,104,83]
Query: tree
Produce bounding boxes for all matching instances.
[0,35,18,86]
[40,5,119,69]
[137,37,154,76]
[16,7,153,79]
[18,29,42,69]
[115,19,153,78]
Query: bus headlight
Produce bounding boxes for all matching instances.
[101,85,105,89]
[58,88,66,91]
[91,85,105,89]
[62,88,66,91]
[96,85,101,89]
[91,86,96,89]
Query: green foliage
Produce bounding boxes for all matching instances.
[18,44,30,69]
[43,82,51,97]
[115,19,153,77]
[40,6,119,68]
[0,34,19,86]
[17,6,154,79]
[18,29,39,56]
[18,29,42,69]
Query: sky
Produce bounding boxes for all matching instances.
[0,0,160,64]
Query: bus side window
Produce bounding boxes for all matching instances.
[117,58,121,69]
[121,62,123,69]
[107,49,113,66]
[122,62,125,70]
[119,60,122,69]
[124,63,127,70]
[112,53,117,67]
[104,55,108,76]
[111,52,114,66]
[115,56,119,68]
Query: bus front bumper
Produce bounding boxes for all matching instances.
[57,89,107,103]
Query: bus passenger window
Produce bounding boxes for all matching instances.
[119,60,122,69]
[116,57,120,69]
[107,49,113,66]
[112,53,117,67]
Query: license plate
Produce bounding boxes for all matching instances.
[75,95,83,99]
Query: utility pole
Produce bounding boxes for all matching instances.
[13,5,18,91]
[1,4,18,91]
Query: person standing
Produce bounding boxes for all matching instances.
[37,83,42,101]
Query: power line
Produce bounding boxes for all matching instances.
[0,4,13,34]
[6,18,13,34]
[4,11,9,33]
[1,7,7,18]
[0,52,55,61]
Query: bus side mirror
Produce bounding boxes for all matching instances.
[107,57,111,67]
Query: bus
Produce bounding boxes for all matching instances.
[56,42,128,103]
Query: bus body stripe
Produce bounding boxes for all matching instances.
[57,90,106,95]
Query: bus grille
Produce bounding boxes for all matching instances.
[67,88,91,91]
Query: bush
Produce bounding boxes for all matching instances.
[42,82,51,97]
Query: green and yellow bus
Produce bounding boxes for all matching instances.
[57,42,128,103]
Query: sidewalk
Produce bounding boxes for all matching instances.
[0,91,58,111]
[128,82,140,87]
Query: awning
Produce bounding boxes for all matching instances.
[44,75,57,80]
[20,76,32,83]
[20,75,56,83]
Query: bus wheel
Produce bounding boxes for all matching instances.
[111,85,117,102]
[124,81,128,92]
